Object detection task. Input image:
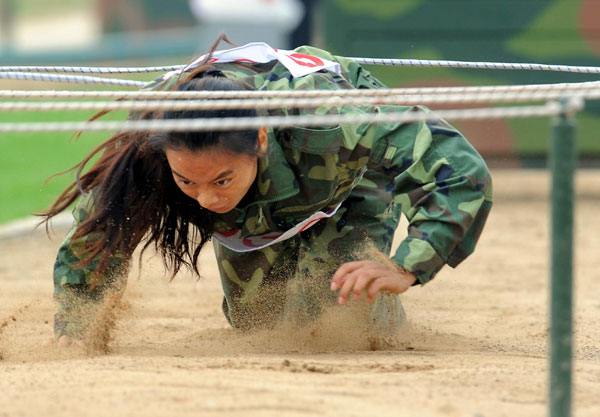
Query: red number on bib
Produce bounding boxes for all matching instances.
[286,53,324,68]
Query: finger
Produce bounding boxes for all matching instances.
[331,260,383,290]
[337,262,388,295]
[365,277,389,302]
[338,268,379,304]
[330,261,366,290]
[58,335,72,346]
[337,273,361,305]
[351,273,380,301]
[43,337,56,347]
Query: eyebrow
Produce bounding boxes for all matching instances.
[171,169,191,181]
[171,169,234,183]
[211,170,234,182]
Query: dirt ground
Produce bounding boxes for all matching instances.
[0,169,599,417]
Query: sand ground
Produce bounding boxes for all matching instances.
[0,169,599,417]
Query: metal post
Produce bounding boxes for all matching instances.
[549,99,576,417]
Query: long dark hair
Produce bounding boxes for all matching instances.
[38,35,261,286]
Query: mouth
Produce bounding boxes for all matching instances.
[208,205,232,213]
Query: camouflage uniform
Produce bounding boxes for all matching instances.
[53,46,493,338]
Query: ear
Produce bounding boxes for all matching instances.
[257,127,268,156]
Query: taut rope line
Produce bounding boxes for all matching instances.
[350,58,600,74]
[1,81,600,100]
[0,72,147,87]
[3,58,600,75]
[0,90,595,113]
[0,102,578,133]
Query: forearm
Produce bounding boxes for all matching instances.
[381,115,493,283]
[53,237,128,338]
[392,156,493,284]
[53,195,129,339]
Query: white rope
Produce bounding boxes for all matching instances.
[0,90,595,113]
[2,81,600,100]
[0,65,184,74]
[3,58,600,75]
[0,102,574,133]
[351,57,600,74]
[0,72,147,87]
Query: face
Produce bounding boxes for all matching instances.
[165,129,268,214]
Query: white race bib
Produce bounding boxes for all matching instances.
[163,42,341,81]
[213,203,342,252]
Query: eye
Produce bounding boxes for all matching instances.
[215,179,231,187]
[175,177,193,186]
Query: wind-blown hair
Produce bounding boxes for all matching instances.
[38,35,261,286]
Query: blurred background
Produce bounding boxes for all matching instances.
[0,0,599,224]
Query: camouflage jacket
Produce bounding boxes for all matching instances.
[53,45,493,336]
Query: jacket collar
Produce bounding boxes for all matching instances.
[252,128,299,204]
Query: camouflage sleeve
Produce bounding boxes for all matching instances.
[53,192,128,339]
[373,110,493,284]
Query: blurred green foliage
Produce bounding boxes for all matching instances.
[322,0,600,157]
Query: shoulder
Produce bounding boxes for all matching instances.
[293,46,388,90]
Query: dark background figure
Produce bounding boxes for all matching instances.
[290,0,317,47]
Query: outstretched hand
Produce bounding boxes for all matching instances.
[330,260,417,305]
[45,335,85,347]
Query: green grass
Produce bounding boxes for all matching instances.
[13,0,89,18]
[0,109,127,224]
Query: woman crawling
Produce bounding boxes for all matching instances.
[41,36,493,345]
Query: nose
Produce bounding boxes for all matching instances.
[196,190,220,210]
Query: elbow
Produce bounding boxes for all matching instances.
[464,147,493,203]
